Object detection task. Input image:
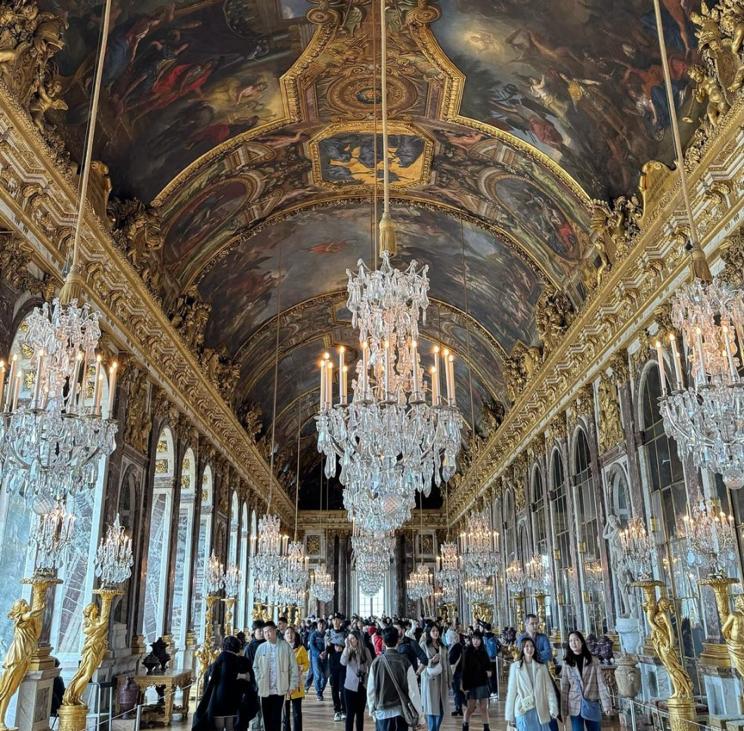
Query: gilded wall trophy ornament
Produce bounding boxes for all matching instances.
[722,594,744,684]
[598,376,624,453]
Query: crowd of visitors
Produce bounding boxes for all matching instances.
[193,612,612,731]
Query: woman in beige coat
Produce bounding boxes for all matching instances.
[419,625,451,731]
[505,637,558,731]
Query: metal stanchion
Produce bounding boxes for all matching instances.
[134,703,143,731]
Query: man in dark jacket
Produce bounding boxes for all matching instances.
[244,620,266,731]
[308,618,328,701]
[448,634,465,716]
[393,621,427,673]
[326,612,349,720]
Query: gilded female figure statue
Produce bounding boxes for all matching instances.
[62,602,110,706]
[0,599,44,730]
[647,597,693,699]
[722,595,744,681]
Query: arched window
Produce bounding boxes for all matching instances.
[143,427,175,641]
[551,449,577,631]
[573,429,599,561]
[238,502,249,630]
[171,447,196,665]
[191,465,213,639]
[532,467,547,555]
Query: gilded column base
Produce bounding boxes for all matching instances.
[666,697,697,731]
[700,642,733,669]
[57,705,87,731]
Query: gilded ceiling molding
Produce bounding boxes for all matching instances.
[298,509,446,533]
[0,86,296,525]
[447,97,744,526]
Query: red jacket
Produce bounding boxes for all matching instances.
[372,631,384,656]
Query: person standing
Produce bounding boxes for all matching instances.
[505,637,557,731]
[448,634,465,717]
[366,626,421,731]
[461,630,492,731]
[341,630,373,731]
[284,627,309,731]
[246,621,267,731]
[327,613,349,720]
[482,625,501,699]
[253,622,299,731]
[560,631,612,731]
[420,625,450,731]
[308,619,328,701]
[517,615,553,664]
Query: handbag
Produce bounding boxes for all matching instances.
[380,654,420,728]
[426,654,443,677]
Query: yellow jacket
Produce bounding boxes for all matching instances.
[289,645,310,699]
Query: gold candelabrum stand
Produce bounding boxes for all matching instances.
[223,595,236,637]
[0,572,60,731]
[633,580,696,731]
[534,592,547,633]
[58,587,123,731]
[514,592,525,629]
[699,576,737,669]
[196,594,219,695]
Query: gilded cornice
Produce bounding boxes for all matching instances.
[0,83,295,525]
[448,98,744,525]
[298,509,446,533]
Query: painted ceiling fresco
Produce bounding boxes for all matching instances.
[40,0,708,499]
[433,0,701,197]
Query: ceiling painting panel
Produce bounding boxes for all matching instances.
[433,0,702,197]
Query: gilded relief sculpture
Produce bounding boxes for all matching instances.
[722,595,744,688]
[0,599,44,731]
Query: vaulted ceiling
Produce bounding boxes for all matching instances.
[44,0,701,507]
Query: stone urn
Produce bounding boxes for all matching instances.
[118,677,139,716]
[615,616,642,655]
[614,654,641,699]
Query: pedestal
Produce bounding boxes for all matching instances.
[616,616,643,655]
[701,667,742,716]
[57,705,87,731]
[14,667,58,731]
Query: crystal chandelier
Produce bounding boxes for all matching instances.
[310,563,335,604]
[436,541,461,601]
[681,497,736,575]
[525,553,550,593]
[463,576,492,604]
[506,560,527,594]
[584,560,604,593]
[460,509,499,580]
[206,552,225,594]
[353,528,393,597]
[32,501,76,575]
[223,564,242,597]
[618,517,655,580]
[654,280,744,488]
[251,514,286,603]
[407,562,432,602]
[0,299,118,506]
[94,514,134,587]
[281,540,309,604]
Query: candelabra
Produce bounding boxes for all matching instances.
[460,509,499,580]
[32,501,76,576]
[223,564,241,636]
[316,253,463,535]
[59,517,133,731]
[310,564,335,604]
[436,541,462,602]
[619,517,655,580]
[506,560,527,627]
[682,497,736,576]
[654,279,744,489]
[525,554,551,631]
[0,299,118,507]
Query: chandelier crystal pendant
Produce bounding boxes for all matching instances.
[654,279,744,488]
[94,514,134,587]
[460,509,499,580]
[32,501,76,576]
[0,299,118,506]
[682,497,736,576]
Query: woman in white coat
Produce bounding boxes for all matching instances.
[419,625,451,731]
[505,637,558,731]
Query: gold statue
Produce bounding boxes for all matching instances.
[0,599,44,731]
[689,64,729,128]
[722,594,744,681]
[62,599,112,706]
[645,596,693,699]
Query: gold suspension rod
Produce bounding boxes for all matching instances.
[378,0,396,256]
[652,0,711,282]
